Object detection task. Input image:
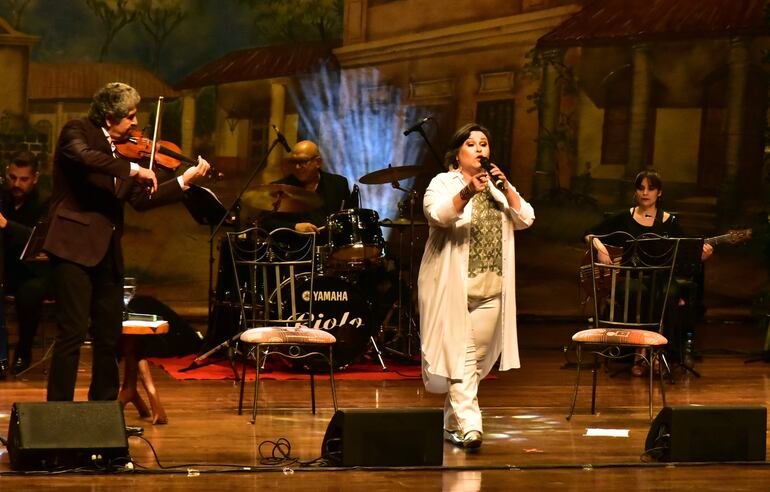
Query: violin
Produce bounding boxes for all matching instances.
[115,129,221,180]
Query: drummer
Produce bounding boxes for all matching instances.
[260,140,351,237]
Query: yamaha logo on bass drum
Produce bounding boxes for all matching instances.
[302,289,349,302]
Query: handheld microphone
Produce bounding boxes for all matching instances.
[272,124,292,153]
[479,157,505,191]
[403,116,432,136]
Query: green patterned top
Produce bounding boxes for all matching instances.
[467,187,503,298]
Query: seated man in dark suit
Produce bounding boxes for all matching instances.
[0,151,53,376]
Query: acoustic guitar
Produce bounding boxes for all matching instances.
[579,229,752,302]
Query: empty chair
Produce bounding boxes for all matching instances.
[228,227,338,423]
[568,232,680,420]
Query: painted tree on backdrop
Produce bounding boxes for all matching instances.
[137,0,188,72]
[237,0,343,42]
[86,0,139,61]
[1,0,33,29]
[86,0,189,68]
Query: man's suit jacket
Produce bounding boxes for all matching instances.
[43,118,184,271]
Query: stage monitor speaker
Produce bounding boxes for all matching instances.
[321,408,443,466]
[645,405,766,462]
[7,401,130,470]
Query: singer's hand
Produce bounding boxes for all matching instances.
[486,162,508,190]
[136,166,158,194]
[470,172,488,193]
[295,222,320,233]
[455,172,487,211]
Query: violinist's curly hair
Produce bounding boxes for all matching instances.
[444,123,491,170]
[88,82,140,127]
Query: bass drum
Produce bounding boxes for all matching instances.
[271,272,374,370]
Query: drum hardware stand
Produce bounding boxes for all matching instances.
[369,336,387,371]
[183,133,286,373]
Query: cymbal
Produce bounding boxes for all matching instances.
[359,164,428,185]
[242,184,322,213]
[379,217,428,228]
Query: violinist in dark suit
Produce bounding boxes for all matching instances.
[261,140,351,234]
[43,82,210,401]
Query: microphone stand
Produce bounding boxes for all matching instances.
[181,137,284,375]
[385,180,420,359]
[411,126,444,172]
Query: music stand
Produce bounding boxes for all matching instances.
[672,238,704,277]
[182,185,227,226]
[633,236,703,378]
[19,221,49,262]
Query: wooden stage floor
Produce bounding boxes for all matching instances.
[1,319,770,490]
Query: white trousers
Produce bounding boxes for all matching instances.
[444,295,501,434]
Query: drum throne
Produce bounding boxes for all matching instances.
[228,227,338,423]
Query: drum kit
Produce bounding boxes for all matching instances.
[206,163,430,371]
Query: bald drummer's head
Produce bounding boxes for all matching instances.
[288,140,320,161]
[284,140,322,185]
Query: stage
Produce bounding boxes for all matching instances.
[1,318,769,490]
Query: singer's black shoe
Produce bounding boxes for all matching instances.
[0,359,7,380]
[125,426,144,437]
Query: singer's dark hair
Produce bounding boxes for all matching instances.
[444,123,491,170]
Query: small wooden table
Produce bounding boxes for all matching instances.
[118,320,169,425]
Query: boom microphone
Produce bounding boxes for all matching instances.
[403,116,432,136]
[272,125,292,153]
[479,157,505,191]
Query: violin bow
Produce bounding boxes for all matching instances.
[148,96,164,174]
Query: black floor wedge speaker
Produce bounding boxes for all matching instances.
[321,408,443,466]
[7,401,130,470]
[645,405,766,462]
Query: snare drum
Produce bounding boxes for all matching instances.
[327,208,384,267]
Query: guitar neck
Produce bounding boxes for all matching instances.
[705,234,729,246]
[705,229,751,246]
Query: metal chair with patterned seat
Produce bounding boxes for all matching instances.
[567,232,680,420]
[227,226,338,423]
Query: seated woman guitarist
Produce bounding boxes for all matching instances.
[583,169,713,376]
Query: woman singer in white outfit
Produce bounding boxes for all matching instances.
[418,123,535,450]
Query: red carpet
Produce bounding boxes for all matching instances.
[147,354,423,381]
